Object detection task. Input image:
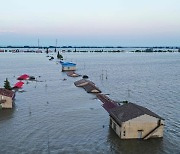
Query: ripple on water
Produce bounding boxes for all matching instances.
[0,52,180,154]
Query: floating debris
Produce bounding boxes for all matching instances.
[18,90,26,93]
[82,75,89,79]
[29,76,35,80]
[49,56,54,60]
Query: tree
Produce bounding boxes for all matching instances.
[4,78,11,90]
[57,51,63,60]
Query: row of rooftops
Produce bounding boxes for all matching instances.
[73,77,163,123]
[62,61,164,125]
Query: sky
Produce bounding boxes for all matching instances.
[0,0,180,46]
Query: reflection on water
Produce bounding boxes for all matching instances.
[0,52,180,153]
[0,108,15,122]
[107,128,164,154]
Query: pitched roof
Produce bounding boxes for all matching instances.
[66,71,81,77]
[97,94,118,112]
[61,62,76,66]
[0,88,15,98]
[13,81,24,88]
[74,79,94,87]
[17,74,29,80]
[102,102,117,113]
[82,82,101,93]
[109,103,163,125]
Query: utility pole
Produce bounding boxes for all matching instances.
[38,38,39,48]
[55,39,57,52]
[55,39,57,48]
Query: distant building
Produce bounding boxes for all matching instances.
[0,88,15,109]
[108,103,164,140]
[60,62,76,71]
[35,50,42,53]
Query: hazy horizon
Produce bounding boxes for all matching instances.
[0,0,180,46]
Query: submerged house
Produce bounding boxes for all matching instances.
[13,81,24,89]
[0,88,15,109]
[74,79,101,93]
[108,103,164,140]
[17,74,29,80]
[74,79,94,87]
[97,94,118,112]
[66,71,81,77]
[60,61,76,71]
[83,82,101,93]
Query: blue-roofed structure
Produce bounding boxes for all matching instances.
[60,61,76,71]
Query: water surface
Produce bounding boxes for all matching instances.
[0,52,179,154]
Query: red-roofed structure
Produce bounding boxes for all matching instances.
[17,74,29,80]
[13,81,24,88]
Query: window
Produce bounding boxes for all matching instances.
[123,131,126,136]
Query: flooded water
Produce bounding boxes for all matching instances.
[0,51,179,154]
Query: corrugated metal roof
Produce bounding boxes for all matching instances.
[109,103,163,125]
[82,83,101,93]
[66,71,81,77]
[74,79,101,93]
[97,94,118,112]
[102,102,117,113]
[0,88,15,98]
[13,81,24,88]
[61,62,76,66]
[74,79,94,87]
[17,74,29,80]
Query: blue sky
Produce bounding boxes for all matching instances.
[0,0,180,46]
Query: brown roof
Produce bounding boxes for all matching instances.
[66,71,81,77]
[97,94,118,112]
[0,88,15,98]
[109,103,163,125]
[97,94,117,104]
[74,79,94,87]
[82,82,101,93]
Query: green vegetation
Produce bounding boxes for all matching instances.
[4,78,11,90]
[57,51,63,60]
